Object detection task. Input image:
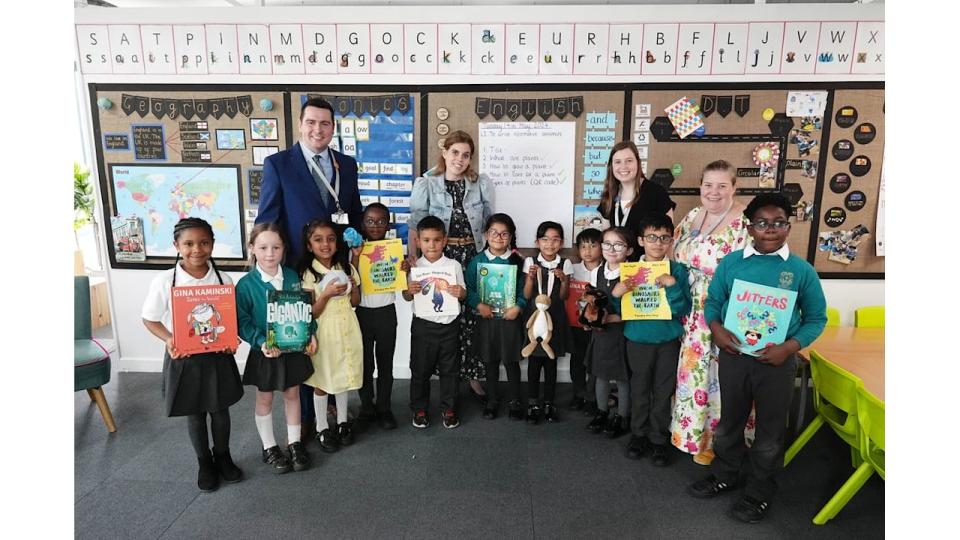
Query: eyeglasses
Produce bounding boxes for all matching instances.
[601,241,629,253]
[364,218,389,227]
[487,230,512,239]
[750,220,792,231]
[642,234,674,244]
[538,237,562,244]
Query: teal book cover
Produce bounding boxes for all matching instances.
[722,279,798,357]
[478,263,517,318]
[265,290,313,353]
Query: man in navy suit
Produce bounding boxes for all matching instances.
[255,97,363,440]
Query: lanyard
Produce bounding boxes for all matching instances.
[614,200,631,227]
[306,149,343,214]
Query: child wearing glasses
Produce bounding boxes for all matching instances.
[687,193,826,523]
[584,226,634,438]
[611,214,691,467]
[520,221,574,424]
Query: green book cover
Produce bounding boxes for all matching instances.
[478,263,517,318]
[265,290,313,353]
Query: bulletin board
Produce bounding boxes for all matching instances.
[90,84,291,269]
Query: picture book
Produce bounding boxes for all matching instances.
[620,260,671,321]
[265,290,313,353]
[171,284,238,356]
[477,262,517,318]
[111,215,146,262]
[358,239,406,295]
[409,266,461,318]
[565,279,590,328]
[722,279,798,356]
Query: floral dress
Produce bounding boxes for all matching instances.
[669,206,753,455]
[443,179,484,382]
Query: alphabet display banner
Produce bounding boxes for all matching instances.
[306,94,411,118]
[120,94,253,121]
[475,96,584,121]
[76,18,884,78]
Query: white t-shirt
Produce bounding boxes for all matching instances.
[141,262,234,333]
[571,261,601,287]
[410,254,465,325]
[522,254,573,297]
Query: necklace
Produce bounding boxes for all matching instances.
[690,201,734,238]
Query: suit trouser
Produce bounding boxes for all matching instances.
[356,305,397,414]
[711,349,797,501]
[625,339,680,445]
[569,328,592,400]
[409,317,460,411]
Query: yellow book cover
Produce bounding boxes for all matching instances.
[620,260,671,321]
[358,239,407,295]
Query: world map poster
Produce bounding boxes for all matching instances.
[111,164,245,260]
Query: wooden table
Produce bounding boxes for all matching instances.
[803,326,885,400]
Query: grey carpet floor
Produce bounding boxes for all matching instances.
[76,371,884,539]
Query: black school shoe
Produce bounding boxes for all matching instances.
[378,411,398,430]
[337,422,354,446]
[262,445,292,474]
[729,495,770,524]
[687,474,738,499]
[197,454,219,492]
[482,403,498,420]
[354,409,377,433]
[526,403,542,424]
[213,449,243,483]
[650,444,671,467]
[316,428,340,453]
[543,402,559,423]
[287,442,310,472]
[587,411,608,433]
[626,435,650,459]
[604,414,626,438]
[508,400,525,421]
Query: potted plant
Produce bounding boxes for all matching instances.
[74,162,94,274]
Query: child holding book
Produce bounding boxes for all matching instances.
[236,222,317,474]
[402,216,467,429]
[584,227,634,438]
[141,217,244,492]
[466,213,528,420]
[611,214,691,466]
[299,220,363,453]
[568,228,603,413]
[687,193,826,523]
[521,221,573,424]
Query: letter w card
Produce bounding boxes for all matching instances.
[620,261,670,321]
[266,290,313,353]
[723,279,797,356]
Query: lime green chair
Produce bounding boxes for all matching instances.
[826,307,840,327]
[854,306,884,328]
[784,351,863,467]
[812,386,885,524]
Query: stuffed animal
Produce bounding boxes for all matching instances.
[522,293,555,359]
[578,284,609,329]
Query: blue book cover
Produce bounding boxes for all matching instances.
[723,279,798,357]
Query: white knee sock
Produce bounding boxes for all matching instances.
[287,424,300,446]
[335,393,348,424]
[254,413,276,450]
[314,395,328,431]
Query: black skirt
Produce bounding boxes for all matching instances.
[242,347,315,392]
[162,350,243,417]
[585,322,629,381]
[474,316,524,366]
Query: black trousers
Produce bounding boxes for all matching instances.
[625,339,680,445]
[356,304,397,414]
[711,349,797,501]
[569,327,592,400]
[527,356,557,403]
[409,317,460,411]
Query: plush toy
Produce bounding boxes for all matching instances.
[578,284,609,329]
[522,293,555,359]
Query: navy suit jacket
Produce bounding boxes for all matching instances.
[256,142,363,264]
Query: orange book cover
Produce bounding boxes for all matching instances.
[171,284,238,356]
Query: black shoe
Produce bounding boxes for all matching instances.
[587,411,607,433]
[583,401,600,417]
[316,428,340,453]
[651,444,671,467]
[526,403,541,425]
[355,409,377,433]
[213,449,243,483]
[729,495,770,524]
[568,397,586,411]
[442,409,460,429]
[482,403,498,420]
[543,402,559,423]
[412,409,429,429]
[197,454,219,492]
[337,422,354,446]
[687,474,738,499]
[262,445,292,474]
[287,441,310,472]
[508,400,525,421]
[604,414,626,438]
[377,411,398,430]
[626,435,650,459]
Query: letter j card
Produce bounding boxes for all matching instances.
[723,279,797,356]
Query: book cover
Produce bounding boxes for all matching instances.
[111,215,146,262]
[565,279,590,328]
[620,260,672,321]
[358,239,407,295]
[723,279,798,357]
[409,266,461,319]
[477,262,517,318]
[171,284,238,356]
[265,289,313,352]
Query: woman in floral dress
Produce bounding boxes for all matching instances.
[670,160,753,465]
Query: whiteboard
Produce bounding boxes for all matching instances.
[478,122,576,248]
